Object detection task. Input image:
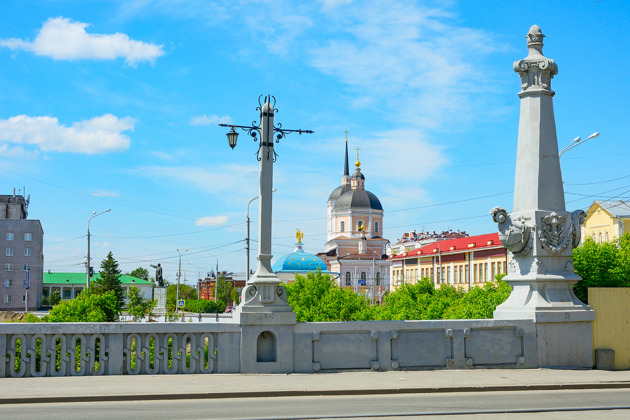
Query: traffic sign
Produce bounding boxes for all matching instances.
[177,299,185,308]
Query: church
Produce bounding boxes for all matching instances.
[319,137,390,304]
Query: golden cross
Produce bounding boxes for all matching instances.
[355,146,361,161]
[344,130,349,142]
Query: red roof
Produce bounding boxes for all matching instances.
[391,233,502,260]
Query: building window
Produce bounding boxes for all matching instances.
[599,233,602,244]
[24,248,31,257]
[63,289,72,300]
[22,294,27,302]
[345,272,351,286]
[340,221,345,232]
[23,264,31,271]
[359,272,367,285]
[4,295,11,303]
[376,272,381,286]
[6,232,13,241]
[4,279,12,287]
[605,231,609,242]
[24,233,32,241]
[5,248,13,257]
[357,220,364,231]
[5,263,13,272]
[374,221,379,232]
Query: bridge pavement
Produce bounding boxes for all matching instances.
[1,369,630,404]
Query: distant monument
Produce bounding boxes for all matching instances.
[151,263,167,314]
[491,25,594,367]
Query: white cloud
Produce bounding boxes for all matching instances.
[0,17,164,66]
[190,115,232,126]
[141,164,259,196]
[90,190,120,198]
[0,114,134,154]
[0,144,39,160]
[195,215,229,226]
[309,3,501,129]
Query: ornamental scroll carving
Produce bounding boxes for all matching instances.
[570,210,587,249]
[513,25,558,92]
[491,207,533,257]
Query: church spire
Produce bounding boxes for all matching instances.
[343,130,349,177]
[342,131,351,187]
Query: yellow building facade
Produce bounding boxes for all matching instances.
[389,233,507,292]
[583,200,630,244]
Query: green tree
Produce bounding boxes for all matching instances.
[49,290,61,306]
[285,271,375,322]
[166,284,197,310]
[126,286,156,321]
[572,234,630,303]
[93,251,124,309]
[47,290,120,322]
[216,275,233,307]
[128,267,149,282]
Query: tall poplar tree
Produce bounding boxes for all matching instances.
[94,251,124,309]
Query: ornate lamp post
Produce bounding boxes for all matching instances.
[220,95,313,316]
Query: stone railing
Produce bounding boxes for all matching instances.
[294,319,537,372]
[2,318,537,377]
[0,323,241,378]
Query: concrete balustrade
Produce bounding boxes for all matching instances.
[0,318,537,377]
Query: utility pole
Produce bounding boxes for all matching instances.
[176,248,188,314]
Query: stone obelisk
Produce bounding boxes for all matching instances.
[491,25,594,367]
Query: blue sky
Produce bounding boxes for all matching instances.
[0,0,627,284]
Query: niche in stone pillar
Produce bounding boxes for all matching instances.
[257,331,277,362]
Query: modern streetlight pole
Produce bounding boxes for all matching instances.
[559,132,600,157]
[220,95,312,313]
[246,189,276,282]
[176,248,188,313]
[86,209,111,290]
[208,253,219,320]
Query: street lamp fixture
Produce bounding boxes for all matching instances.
[559,132,600,157]
[227,127,239,149]
[219,95,312,314]
[86,209,111,290]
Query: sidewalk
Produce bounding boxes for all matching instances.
[2,369,630,404]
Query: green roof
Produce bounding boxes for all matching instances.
[44,272,153,286]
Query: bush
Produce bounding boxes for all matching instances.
[572,234,630,303]
[47,290,121,322]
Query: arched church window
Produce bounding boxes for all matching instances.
[599,232,603,244]
[374,221,379,232]
[359,272,367,285]
[340,221,345,232]
[605,231,609,242]
[376,272,381,286]
[345,272,351,286]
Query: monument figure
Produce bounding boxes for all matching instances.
[151,263,164,287]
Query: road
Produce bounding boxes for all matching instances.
[2,389,630,419]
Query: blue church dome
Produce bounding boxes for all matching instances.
[273,232,334,276]
[273,250,329,273]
